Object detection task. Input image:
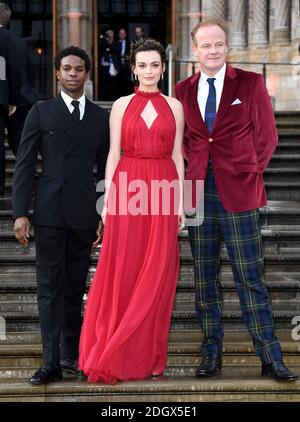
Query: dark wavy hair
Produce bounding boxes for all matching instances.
[130,38,166,67]
[54,46,91,72]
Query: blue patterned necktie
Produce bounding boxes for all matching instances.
[204,78,216,133]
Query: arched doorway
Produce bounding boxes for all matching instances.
[93,0,175,100]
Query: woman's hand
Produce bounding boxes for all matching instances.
[178,212,185,232]
[92,220,104,248]
[101,206,107,226]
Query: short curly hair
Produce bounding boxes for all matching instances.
[130,38,166,67]
[54,46,91,72]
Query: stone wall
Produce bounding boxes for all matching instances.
[176,0,300,111]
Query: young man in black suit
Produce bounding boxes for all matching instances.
[0,2,39,197]
[13,46,109,385]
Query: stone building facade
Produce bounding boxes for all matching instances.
[8,1,298,109]
[176,0,300,110]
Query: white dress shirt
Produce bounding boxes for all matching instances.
[197,63,226,121]
[60,90,86,120]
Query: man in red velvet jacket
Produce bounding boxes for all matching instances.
[175,18,297,382]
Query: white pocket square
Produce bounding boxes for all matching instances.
[231,98,242,105]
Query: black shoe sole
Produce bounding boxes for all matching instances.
[261,371,299,382]
[61,367,80,376]
[196,369,222,378]
[29,375,63,386]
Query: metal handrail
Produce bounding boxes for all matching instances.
[171,59,299,83]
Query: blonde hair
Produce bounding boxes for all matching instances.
[191,18,229,45]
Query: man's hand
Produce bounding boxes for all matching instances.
[92,220,104,248]
[8,105,17,116]
[14,217,30,245]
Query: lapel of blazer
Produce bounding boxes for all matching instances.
[188,72,210,137]
[212,64,238,133]
[48,93,80,135]
[64,98,96,156]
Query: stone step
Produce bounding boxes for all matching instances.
[268,155,300,168]
[0,297,298,315]
[0,329,294,345]
[0,278,299,305]
[263,168,300,183]
[276,133,300,143]
[2,200,300,226]
[0,288,299,315]
[1,270,299,292]
[274,144,300,155]
[0,376,300,402]
[1,360,300,381]
[265,182,300,201]
[1,252,300,273]
[0,241,300,266]
[0,302,297,333]
[3,181,300,200]
[2,225,300,248]
[0,340,299,380]
[5,167,300,185]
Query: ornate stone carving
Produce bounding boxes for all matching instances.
[273,0,290,44]
[203,0,225,20]
[251,0,268,47]
[230,0,246,49]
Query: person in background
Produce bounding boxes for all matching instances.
[99,30,120,101]
[117,28,132,96]
[134,26,145,43]
[0,2,39,198]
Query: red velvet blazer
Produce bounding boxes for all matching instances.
[175,64,278,212]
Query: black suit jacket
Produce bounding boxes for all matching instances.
[116,40,130,58]
[13,94,109,229]
[0,27,40,108]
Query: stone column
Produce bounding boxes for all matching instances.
[60,1,93,98]
[273,0,290,44]
[180,1,190,60]
[202,0,225,20]
[62,0,91,51]
[295,0,300,40]
[229,0,246,49]
[251,0,268,47]
[188,0,202,58]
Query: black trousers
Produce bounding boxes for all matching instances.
[0,105,31,194]
[34,225,96,365]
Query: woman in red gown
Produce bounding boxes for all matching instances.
[79,39,185,384]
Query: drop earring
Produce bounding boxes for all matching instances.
[161,73,164,80]
[134,74,138,81]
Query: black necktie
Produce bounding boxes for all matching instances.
[71,100,80,121]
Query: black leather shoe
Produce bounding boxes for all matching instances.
[196,354,222,377]
[262,361,298,382]
[77,370,88,381]
[60,358,80,376]
[29,364,62,385]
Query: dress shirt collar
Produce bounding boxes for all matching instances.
[60,90,86,109]
[199,63,226,87]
